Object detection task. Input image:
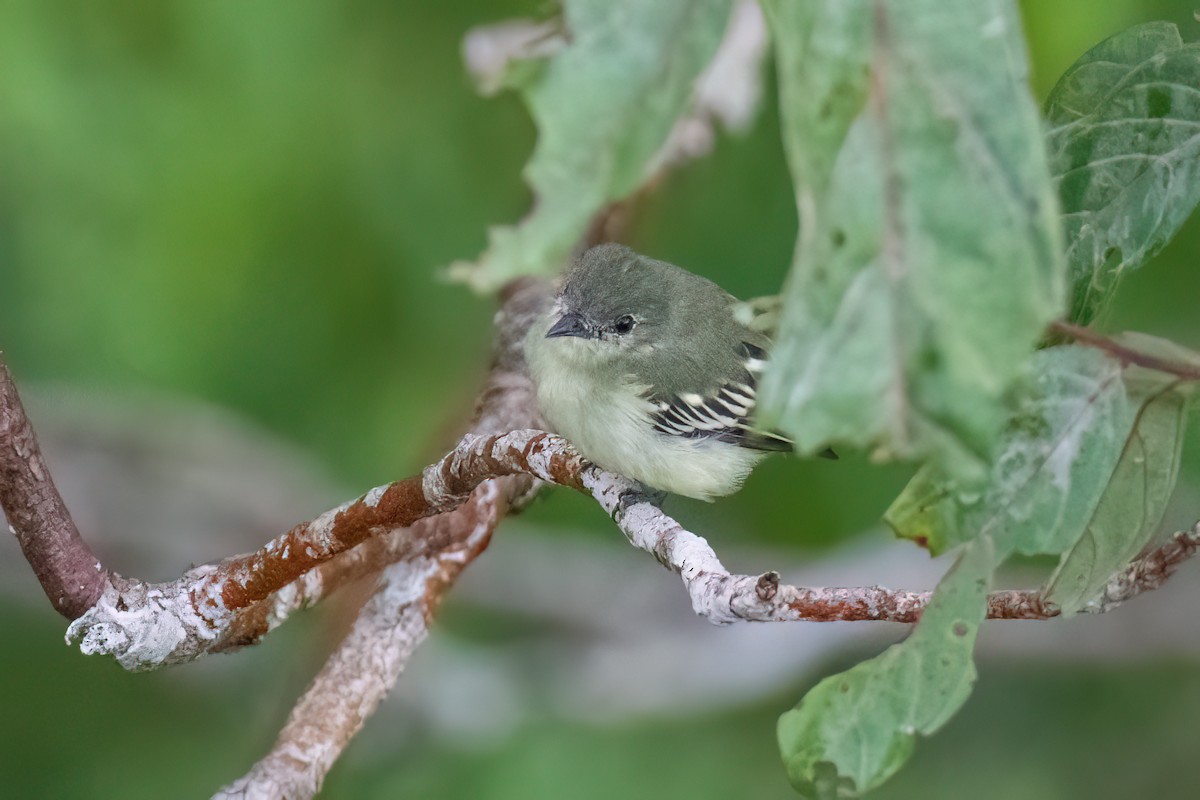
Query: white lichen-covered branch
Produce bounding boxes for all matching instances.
[208,280,551,799]
[409,427,1200,624]
[0,279,552,671]
[214,482,510,800]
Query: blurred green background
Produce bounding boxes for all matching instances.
[2,1,1199,797]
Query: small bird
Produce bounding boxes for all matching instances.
[524,243,803,501]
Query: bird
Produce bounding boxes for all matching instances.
[524,243,819,501]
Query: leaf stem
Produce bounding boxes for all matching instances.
[1048,320,1200,381]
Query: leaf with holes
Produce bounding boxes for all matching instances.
[1046,22,1200,324]
[778,535,993,798]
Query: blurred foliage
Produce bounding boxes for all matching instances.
[0,0,539,485]
[448,0,731,291]
[325,656,1200,800]
[1,0,1199,797]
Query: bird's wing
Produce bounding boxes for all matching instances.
[731,295,783,338]
[647,342,793,453]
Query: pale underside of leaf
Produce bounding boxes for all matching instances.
[1046,371,1190,613]
[887,341,1192,613]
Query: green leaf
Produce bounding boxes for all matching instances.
[1046,362,1192,615]
[888,334,1193,613]
[757,0,1065,470]
[448,0,732,291]
[778,536,994,798]
[791,337,1195,796]
[886,346,1137,557]
[1046,22,1200,324]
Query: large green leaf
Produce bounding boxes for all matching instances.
[448,0,731,291]
[778,536,994,798]
[1046,22,1200,325]
[757,0,1065,470]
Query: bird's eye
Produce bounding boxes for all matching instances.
[613,314,637,335]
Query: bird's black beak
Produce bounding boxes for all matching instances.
[545,311,591,339]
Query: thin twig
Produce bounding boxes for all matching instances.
[572,452,1199,623]
[1050,320,1200,382]
[1088,524,1200,613]
[214,486,514,652]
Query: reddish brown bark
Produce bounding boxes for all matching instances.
[0,358,110,618]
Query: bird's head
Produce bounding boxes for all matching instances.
[542,244,671,365]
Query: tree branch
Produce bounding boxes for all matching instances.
[214,481,511,800]
[214,278,552,797]
[0,355,111,618]
[1088,523,1200,613]
[0,278,552,670]
[7,324,1199,672]
[222,423,1199,627]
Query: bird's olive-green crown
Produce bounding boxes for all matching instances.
[556,244,769,396]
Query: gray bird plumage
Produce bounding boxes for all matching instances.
[557,243,768,397]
